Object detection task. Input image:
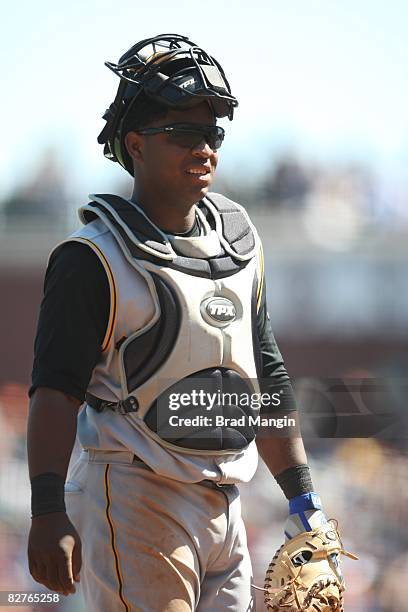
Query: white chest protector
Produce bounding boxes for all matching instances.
[57,193,264,482]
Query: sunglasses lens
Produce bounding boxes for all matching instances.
[168,126,224,150]
[168,132,204,148]
[210,128,224,150]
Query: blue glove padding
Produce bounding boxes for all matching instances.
[285,492,328,539]
[289,492,322,514]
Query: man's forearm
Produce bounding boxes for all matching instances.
[27,388,81,480]
[256,429,308,477]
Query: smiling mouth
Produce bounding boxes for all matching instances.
[186,168,211,176]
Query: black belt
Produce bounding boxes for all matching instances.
[86,392,139,415]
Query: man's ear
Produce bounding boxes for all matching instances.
[125,131,144,163]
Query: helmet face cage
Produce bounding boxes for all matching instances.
[97,33,238,175]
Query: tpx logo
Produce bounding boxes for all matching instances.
[180,77,195,89]
[201,297,237,326]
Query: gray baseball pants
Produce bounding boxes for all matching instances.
[65,449,255,612]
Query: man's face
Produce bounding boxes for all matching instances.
[131,102,219,203]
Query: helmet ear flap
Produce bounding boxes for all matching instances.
[112,126,135,177]
[97,79,128,150]
[97,103,118,145]
[97,77,140,175]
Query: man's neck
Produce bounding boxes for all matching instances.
[130,189,197,234]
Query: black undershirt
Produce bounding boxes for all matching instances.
[30,217,295,411]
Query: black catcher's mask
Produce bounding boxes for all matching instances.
[97,33,238,175]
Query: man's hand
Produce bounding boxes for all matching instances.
[27,388,82,595]
[284,507,329,539]
[28,512,82,596]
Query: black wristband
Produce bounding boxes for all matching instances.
[30,472,66,518]
[275,464,314,500]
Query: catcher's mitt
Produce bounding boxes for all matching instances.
[263,520,358,611]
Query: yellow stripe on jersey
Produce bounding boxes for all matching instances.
[104,465,131,612]
[256,243,265,313]
[71,237,117,352]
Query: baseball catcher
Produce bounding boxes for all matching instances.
[26,33,357,611]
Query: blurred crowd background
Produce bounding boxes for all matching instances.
[2,1,408,610]
[1,149,407,611]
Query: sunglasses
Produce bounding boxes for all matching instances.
[136,123,225,150]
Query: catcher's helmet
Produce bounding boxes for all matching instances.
[97,33,238,175]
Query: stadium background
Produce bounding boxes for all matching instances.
[1,2,408,610]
